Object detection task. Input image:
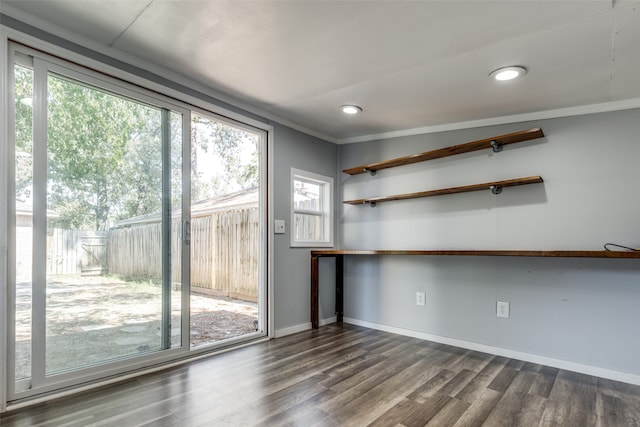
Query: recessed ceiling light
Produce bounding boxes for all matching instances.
[340,105,362,115]
[489,66,527,81]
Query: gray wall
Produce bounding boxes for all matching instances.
[338,109,640,376]
[272,124,338,331]
[5,11,640,377]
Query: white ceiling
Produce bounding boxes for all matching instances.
[2,0,640,142]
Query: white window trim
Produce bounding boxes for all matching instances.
[290,168,333,248]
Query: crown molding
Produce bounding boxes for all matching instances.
[338,98,640,144]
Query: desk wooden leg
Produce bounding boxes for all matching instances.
[311,255,319,329]
[336,255,344,323]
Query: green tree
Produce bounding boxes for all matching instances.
[191,114,259,202]
[14,65,34,203]
[117,108,164,221]
[46,74,161,230]
[14,67,258,231]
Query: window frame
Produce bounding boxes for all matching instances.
[290,168,334,248]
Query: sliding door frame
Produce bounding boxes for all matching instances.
[8,44,195,399]
[1,28,10,413]
[2,30,273,407]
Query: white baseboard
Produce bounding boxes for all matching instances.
[274,316,337,338]
[274,323,310,338]
[343,317,640,386]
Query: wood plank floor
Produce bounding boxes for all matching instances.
[2,324,640,426]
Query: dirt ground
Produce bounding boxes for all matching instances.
[14,275,259,378]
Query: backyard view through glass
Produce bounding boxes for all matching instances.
[44,74,180,374]
[294,179,323,241]
[14,64,34,381]
[189,113,261,348]
[11,48,265,397]
[13,70,184,378]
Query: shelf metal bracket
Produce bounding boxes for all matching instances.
[490,185,503,195]
[369,201,377,207]
[490,140,503,153]
[363,168,377,176]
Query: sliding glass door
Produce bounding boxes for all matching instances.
[189,112,263,348]
[13,62,34,385]
[8,44,267,400]
[42,73,182,375]
[11,52,185,394]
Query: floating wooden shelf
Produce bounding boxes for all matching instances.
[343,128,544,176]
[311,249,640,259]
[343,176,543,206]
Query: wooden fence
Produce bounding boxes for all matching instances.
[108,221,181,283]
[46,229,108,276]
[15,228,108,279]
[293,198,322,241]
[18,208,259,302]
[211,208,259,301]
[108,208,259,302]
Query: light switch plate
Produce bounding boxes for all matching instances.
[274,219,286,234]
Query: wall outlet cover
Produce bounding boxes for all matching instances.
[416,292,426,306]
[497,301,510,318]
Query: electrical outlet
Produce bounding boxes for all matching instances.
[496,301,510,318]
[416,292,426,306]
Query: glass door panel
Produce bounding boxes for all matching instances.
[43,73,179,374]
[169,111,184,350]
[190,113,262,348]
[14,64,34,382]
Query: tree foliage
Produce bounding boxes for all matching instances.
[46,74,161,230]
[191,114,259,202]
[14,65,34,202]
[13,67,259,231]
